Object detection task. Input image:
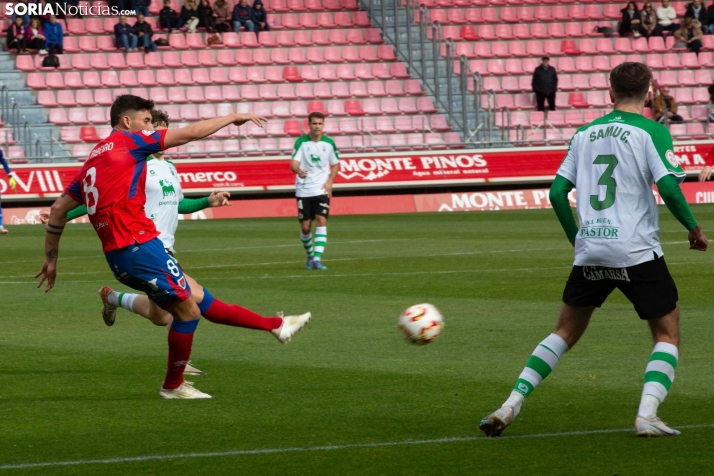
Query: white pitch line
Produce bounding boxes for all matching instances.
[0,239,408,266]
[1,424,711,471]
[3,256,714,286]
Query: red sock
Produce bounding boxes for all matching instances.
[202,299,282,331]
[163,319,199,390]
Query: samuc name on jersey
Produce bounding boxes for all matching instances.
[588,126,631,144]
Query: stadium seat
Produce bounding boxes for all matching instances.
[101,71,121,88]
[663,53,682,69]
[547,23,566,39]
[596,38,616,54]
[119,70,139,87]
[569,92,588,108]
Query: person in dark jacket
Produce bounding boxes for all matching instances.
[133,13,157,52]
[707,0,714,33]
[197,0,216,32]
[532,56,558,111]
[251,0,269,32]
[114,14,138,51]
[619,1,641,36]
[7,17,28,54]
[43,14,63,54]
[181,0,200,33]
[686,0,709,30]
[159,0,183,32]
[232,0,254,32]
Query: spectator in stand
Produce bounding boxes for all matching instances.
[181,0,200,33]
[232,0,255,32]
[114,14,138,51]
[135,0,151,17]
[11,1,30,27]
[619,2,641,36]
[707,0,714,33]
[7,17,28,54]
[674,16,703,53]
[252,0,270,32]
[639,2,658,38]
[653,86,684,123]
[133,13,157,52]
[532,56,558,112]
[28,18,47,54]
[159,0,183,33]
[686,0,709,30]
[198,0,216,32]
[213,0,231,32]
[656,0,679,35]
[44,15,63,54]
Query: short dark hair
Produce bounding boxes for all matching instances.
[308,111,325,123]
[151,109,171,128]
[609,62,652,102]
[110,95,155,127]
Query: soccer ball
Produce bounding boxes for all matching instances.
[398,303,444,345]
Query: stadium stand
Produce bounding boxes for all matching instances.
[1,0,713,159]
[2,0,463,159]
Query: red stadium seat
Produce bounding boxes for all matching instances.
[569,92,588,107]
[319,64,338,80]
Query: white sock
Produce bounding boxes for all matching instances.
[108,291,139,313]
[313,226,327,261]
[638,342,679,418]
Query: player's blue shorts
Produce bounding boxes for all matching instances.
[105,238,191,310]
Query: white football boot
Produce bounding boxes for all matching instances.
[0,226,8,234]
[635,415,681,437]
[479,405,517,437]
[183,362,205,376]
[271,312,311,344]
[160,381,212,399]
[98,286,117,326]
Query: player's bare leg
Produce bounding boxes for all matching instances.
[159,297,211,399]
[635,306,681,437]
[480,305,594,437]
[103,273,311,343]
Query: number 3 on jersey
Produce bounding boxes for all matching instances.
[590,154,619,211]
[83,166,99,215]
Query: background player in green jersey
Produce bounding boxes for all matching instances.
[480,62,708,438]
[290,112,340,270]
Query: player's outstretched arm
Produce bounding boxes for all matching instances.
[549,174,578,245]
[656,174,708,251]
[35,193,81,292]
[163,114,267,149]
[177,191,231,214]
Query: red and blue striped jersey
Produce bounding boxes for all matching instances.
[65,129,168,253]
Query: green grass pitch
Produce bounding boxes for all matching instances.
[1,208,714,475]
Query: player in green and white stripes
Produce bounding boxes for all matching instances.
[480,62,708,438]
[290,112,339,270]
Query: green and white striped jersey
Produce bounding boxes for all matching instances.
[145,157,184,253]
[557,110,685,267]
[291,134,339,198]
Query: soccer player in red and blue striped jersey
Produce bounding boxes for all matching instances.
[36,95,310,399]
